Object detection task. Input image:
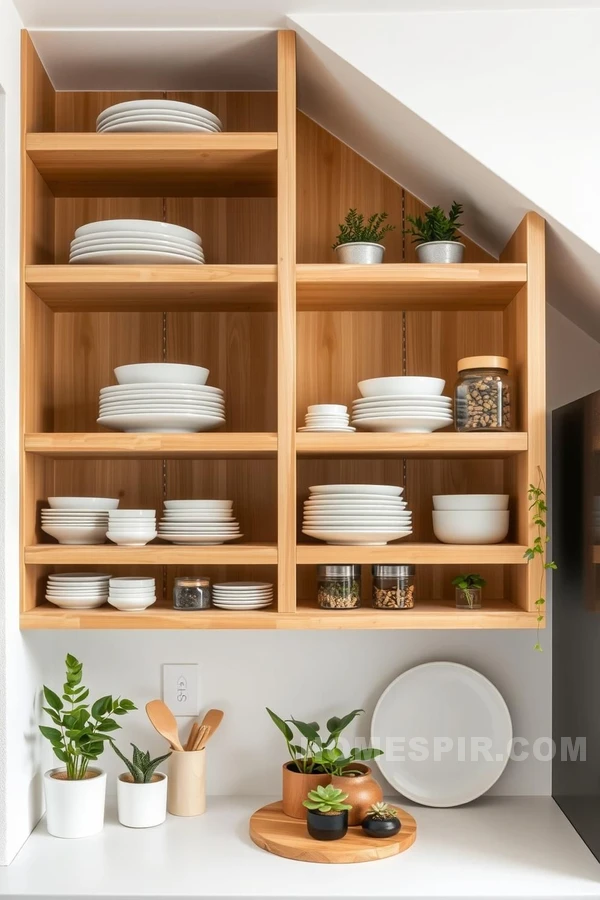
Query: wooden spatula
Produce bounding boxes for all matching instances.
[145,699,185,752]
[198,708,224,744]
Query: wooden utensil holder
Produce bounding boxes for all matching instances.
[167,749,206,816]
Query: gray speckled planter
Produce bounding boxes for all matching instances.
[416,241,465,263]
[335,242,385,264]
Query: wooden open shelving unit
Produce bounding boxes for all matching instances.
[20,30,546,630]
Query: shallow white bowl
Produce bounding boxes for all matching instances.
[358,376,445,398]
[114,363,209,386]
[48,497,118,510]
[108,596,157,611]
[101,382,222,396]
[47,573,109,582]
[432,494,510,511]
[432,510,510,544]
[109,577,155,587]
[46,596,108,610]
[41,525,107,545]
[109,509,156,519]
[164,500,232,510]
[70,230,202,252]
[75,218,200,245]
[307,404,347,414]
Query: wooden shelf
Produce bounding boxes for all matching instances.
[26,132,278,197]
[21,603,281,630]
[293,600,538,630]
[296,543,528,565]
[296,432,527,457]
[26,265,278,311]
[25,433,277,459]
[24,543,278,565]
[296,263,527,310]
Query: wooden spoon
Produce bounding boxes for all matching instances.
[198,708,224,743]
[192,724,210,752]
[186,721,201,752]
[145,699,185,752]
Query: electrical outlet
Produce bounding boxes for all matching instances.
[162,664,199,716]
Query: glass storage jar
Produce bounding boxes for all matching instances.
[454,356,513,432]
[317,565,361,609]
[372,565,415,609]
[173,576,211,610]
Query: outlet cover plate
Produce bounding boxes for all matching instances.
[162,664,199,717]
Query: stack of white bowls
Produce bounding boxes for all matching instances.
[98,363,225,434]
[96,100,223,134]
[158,500,242,545]
[302,484,412,546]
[45,573,111,609]
[108,577,156,611]
[298,404,355,433]
[432,494,510,544]
[69,219,204,265]
[352,377,453,433]
[212,582,274,610]
[41,497,119,545]
[107,510,157,547]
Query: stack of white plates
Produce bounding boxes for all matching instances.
[46,573,110,609]
[298,404,355,433]
[96,100,223,134]
[302,484,412,546]
[158,499,242,545]
[108,577,156,611]
[352,376,453,433]
[107,509,157,547]
[42,496,118,544]
[69,219,204,265]
[97,363,225,434]
[212,582,274,610]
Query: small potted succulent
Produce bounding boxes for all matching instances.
[332,208,396,264]
[112,742,171,828]
[404,201,465,263]
[303,784,351,841]
[39,653,136,838]
[362,802,401,838]
[452,572,486,609]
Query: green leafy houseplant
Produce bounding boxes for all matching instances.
[332,208,395,249]
[524,466,556,651]
[303,784,352,815]
[403,201,463,244]
[111,742,171,783]
[39,654,136,780]
[266,707,383,775]
[452,572,486,609]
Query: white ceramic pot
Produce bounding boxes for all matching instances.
[334,242,385,264]
[44,767,106,838]
[415,241,464,263]
[117,773,168,828]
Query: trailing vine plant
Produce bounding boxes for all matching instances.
[524,467,556,651]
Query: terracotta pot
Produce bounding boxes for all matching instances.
[331,764,383,826]
[281,762,330,819]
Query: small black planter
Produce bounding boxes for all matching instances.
[361,815,401,838]
[306,809,348,841]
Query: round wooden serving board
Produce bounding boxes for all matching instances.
[249,801,417,864]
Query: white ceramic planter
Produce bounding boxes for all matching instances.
[44,767,106,838]
[415,241,465,263]
[117,772,168,828]
[334,242,385,264]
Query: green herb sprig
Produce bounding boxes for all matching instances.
[403,201,463,244]
[333,208,395,249]
[524,467,556,651]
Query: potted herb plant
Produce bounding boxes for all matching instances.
[362,802,401,838]
[303,785,351,842]
[452,573,486,609]
[332,208,395,264]
[39,653,136,838]
[404,201,465,263]
[112,742,171,828]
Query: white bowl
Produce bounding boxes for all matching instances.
[47,573,109,582]
[358,377,445,398]
[432,494,510,511]
[108,596,157,611]
[41,525,108,545]
[107,535,156,547]
[109,576,155,587]
[307,404,348,415]
[108,509,156,519]
[432,510,510,544]
[48,497,119,510]
[164,500,232,510]
[46,596,108,610]
[114,363,209,386]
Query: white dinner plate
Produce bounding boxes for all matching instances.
[353,410,453,419]
[99,403,223,413]
[353,397,452,407]
[47,573,109,582]
[71,230,202,250]
[157,534,243,544]
[213,591,273,599]
[304,499,407,507]
[371,662,513,807]
[161,515,235,522]
[46,597,107,609]
[353,416,452,433]
[302,529,412,545]
[213,588,273,595]
[71,243,204,261]
[164,500,232,509]
[100,120,219,134]
[213,603,273,610]
[298,427,356,433]
[98,110,220,130]
[97,412,224,433]
[158,526,240,532]
[71,249,203,265]
[75,219,200,244]
[96,99,222,128]
[353,393,451,405]
[100,397,223,409]
[214,581,273,589]
[309,484,403,497]
[101,383,222,397]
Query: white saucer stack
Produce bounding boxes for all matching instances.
[69,219,204,265]
[108,577,156,611]
[302,483,412,546]
[158,499,242,545]
[96,100,223,134]
[352,376,453,433]
[45,573,110,609]
[106,510,157,547]
[212,582,274,610]
[299,404,355,433]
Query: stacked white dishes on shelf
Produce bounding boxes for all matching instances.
[107,510,157,547]
[157,499,242,545]
[69,219,204,265]
[108,577,156,611]
[352,376,453,433]
[96,100,223,134]
[212,582,274,610]
[302,484,412,546]
[432,494,510,544]
[45,573,110,609]
[98,363,225,434]
[42,497,118,545]
[298,404,355,433]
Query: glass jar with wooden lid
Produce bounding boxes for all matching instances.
[173,576,211,610]
[454,356,513,432]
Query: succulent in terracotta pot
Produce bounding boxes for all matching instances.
[362,802,401,838]
[303,784,351,841]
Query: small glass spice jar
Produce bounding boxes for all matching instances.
[317,565,361,610]
[454,356,513,432]
[173,576,211,611]
[372,565,415,609]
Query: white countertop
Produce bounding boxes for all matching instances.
[2,796,600,898]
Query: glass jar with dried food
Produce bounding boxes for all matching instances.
[317,565,361,610]
[454,356,513,432]
[372,565,415,609]
[173,576,211,610]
